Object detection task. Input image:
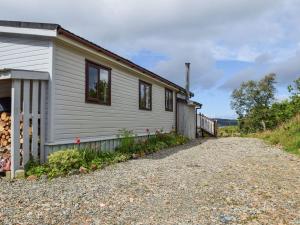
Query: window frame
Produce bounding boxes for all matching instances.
[165,88,173,112]
[85,59,111,106]
[139,80,152,111]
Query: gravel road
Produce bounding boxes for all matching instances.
[0,137,300,225]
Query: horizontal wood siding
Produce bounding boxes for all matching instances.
[0,80,11,98]
[0,35,50,71]
[0,35,51,142]
[53,43,176,142]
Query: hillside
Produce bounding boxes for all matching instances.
[251,114,300,155]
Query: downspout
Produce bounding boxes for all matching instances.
[185,63,190,101]
[175,92,178,134]
[196,107,200,138]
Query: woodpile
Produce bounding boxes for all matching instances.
[0,111,33,172]
[0,112,11,154]
[0,112,11,172]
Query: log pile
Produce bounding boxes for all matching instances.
[0,112,11,172]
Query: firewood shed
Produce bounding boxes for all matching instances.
[0,69,48,178]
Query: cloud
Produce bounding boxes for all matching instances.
[152,45,223,89]
[270,52,300,84]
[220,51,300,91]
[0,0,299,91]
[220,67,258,90]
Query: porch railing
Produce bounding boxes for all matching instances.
[197,113,218,137]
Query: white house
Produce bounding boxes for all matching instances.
[0,20,202,177]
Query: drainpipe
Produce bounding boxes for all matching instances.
[196,107,200,138]
[185,63,190,101]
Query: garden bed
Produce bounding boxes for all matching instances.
[26,130,189,179]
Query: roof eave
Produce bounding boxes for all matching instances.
[57,27,192,94]
[0,20,194,95]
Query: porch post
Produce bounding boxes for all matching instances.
[10,79,21,179]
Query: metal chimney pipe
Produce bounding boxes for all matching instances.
[185,62,190,101]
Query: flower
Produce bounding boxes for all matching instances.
[75,137,81,145]
[145,128,150,133]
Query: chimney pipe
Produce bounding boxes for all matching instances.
[185,62,190,101]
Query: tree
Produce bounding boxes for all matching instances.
[288,77,300,97]
[288,77,300,114]
[231,74,276,131]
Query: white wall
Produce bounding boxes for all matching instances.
[0,35,50,71]
[177,102,196,139]
[0,34,51,141]
[53,42,176,143]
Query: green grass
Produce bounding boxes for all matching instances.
[218,126,241,137]
[250,114,300,155]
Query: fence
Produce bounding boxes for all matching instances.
[10,79,47,178]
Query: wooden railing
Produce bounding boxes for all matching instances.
[197,114,218,137]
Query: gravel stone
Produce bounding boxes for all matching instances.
[0,137,299,224]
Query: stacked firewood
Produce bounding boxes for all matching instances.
[0,112,11,153]
[0,112,11,172]
[0,112,33,173]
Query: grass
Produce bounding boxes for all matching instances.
[26,131,189,178]
[250,114,300,155]
[218,126,241,137]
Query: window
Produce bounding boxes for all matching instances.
[86,60,111,105]
[165,88,173,111]
[139,80,152,110]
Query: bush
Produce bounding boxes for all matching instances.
[250,114,300,155]
[218,126,240,137]
[117,129,136,153]
[26,131,189,178]
[232,77,300,134]
[48,149,83,176]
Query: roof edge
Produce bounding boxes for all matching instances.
[57,27,192,95]
[0,20,194,96]
[0,20,59,30]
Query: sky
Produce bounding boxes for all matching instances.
[1,0,300,118]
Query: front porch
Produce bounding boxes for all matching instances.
[0,69,48,178]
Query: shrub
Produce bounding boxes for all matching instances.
[48,149,83,176]
[26,164,49,177]
[116,129,136,153]
[26,131,190,178]
[218,126,241,137]
[250,114,300,155]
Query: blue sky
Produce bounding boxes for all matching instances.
[1,0,299,118]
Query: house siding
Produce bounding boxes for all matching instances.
[53,43,176,143]
[0,35,51,71]
[0,34,51,141]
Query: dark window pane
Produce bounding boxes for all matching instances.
[88,66,98,98]
[165,89,173,111]
[139,81,151,110]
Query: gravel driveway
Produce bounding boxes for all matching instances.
[1,137,300,225]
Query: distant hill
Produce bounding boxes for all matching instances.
[213,118,238,127]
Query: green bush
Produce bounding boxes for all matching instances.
[250,114,300,155]
[117,129,136,153]
[232,77,300,134]
[218,126,241,137]
[48,149,83,176]
[26,131,189,179]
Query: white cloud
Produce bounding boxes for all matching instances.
[0,0,299,91]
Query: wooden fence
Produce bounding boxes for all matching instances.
[11,79,47,178]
